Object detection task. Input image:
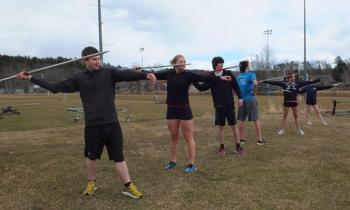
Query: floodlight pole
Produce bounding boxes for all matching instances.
[98,0,104,63]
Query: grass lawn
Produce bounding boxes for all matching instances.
[0,93,349,210]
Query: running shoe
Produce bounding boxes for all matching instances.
[235,147,244,155]
[277,129,285,135]
[122,183,143,199]
[218,147,226,155]
[256,139,268,145]
[164,161,177,170]
[83,180,97,196]
[184,164,197,173]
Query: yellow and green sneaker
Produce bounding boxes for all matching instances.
[122,183,143,199]
[83,180,97,196]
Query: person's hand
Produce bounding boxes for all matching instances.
[147,73,156,83]
[220,75,231,81]
[133,65,142,72]
[238,99,243,107]
[16,71,32,80]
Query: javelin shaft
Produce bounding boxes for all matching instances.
[0,51,109,83]
[258,73,299,83]
[140,63,192,70]
[222,65,239,70]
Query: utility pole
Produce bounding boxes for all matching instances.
[98,0,103,63]
[139,47,144,67]
[264,29,272,96]
[303,0,308,80]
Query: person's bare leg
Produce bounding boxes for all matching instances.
[230,125,240,144]
[87,159,97,181]
[167,120,180,163]
[313,104,327,125]
[305,105,312,125]
[180,120,195,165]
[292,106,303,134]
[292,106,300,130]
[279,107,289,134]
[238,121,245,141]
[114,161,131,184]
[254,119,263,141]
[218,126,225,145]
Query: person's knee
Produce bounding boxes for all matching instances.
[183,132,194,142]
[170,131,179,139]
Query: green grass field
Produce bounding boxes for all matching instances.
[0,93,349,210]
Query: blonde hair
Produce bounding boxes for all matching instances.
[170,54,185,65]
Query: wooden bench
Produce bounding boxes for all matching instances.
[331,99,350,115]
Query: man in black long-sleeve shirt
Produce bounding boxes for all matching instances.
[193,57,244,155]
[16,46,156,199]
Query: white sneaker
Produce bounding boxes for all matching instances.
[298,130,305,135]
[307,121,312,126]
[322,121,328,126]
[277,129,285,135]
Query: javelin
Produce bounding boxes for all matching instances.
[0,51,109,83]
[139,63,191,70]
[258,73,299,83]
[259,87,291,92]
[222,65,239,70]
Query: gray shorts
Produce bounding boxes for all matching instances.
[237,99,259,121]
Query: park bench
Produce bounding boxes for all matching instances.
[331,99,350,115]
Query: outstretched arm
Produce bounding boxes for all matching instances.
[112,68,149,82]
[298,78,321,87]
[316,84,336,91]
[189,72,230,83]
[262,80,284,87]
[17,71,79,93]
[153,69,170,80]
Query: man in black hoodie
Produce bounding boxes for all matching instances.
[193,57,244,155]
[17,46,156,199]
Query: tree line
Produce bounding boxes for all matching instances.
[0,54,349,93]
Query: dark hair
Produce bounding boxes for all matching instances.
[239,61,249,72]
[212,57,224,69]
[82,46,99,57]
[170,54,185,65]
[286,71,295,80]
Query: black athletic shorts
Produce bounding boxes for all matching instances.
[84,122,124,162]
[283,101,298,107]
[215,104,237,126]
[306,97,317,106]
[166,106,193,120]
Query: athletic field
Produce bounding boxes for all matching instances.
[1,94,349,210]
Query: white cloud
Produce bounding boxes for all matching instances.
[0,0,349,70]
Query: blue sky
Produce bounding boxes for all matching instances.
[0,0,349,69]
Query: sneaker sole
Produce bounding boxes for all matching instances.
[235,151,244,155]
[184,168,197,173]
[122,191,142,199]
[83,187,97,196]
